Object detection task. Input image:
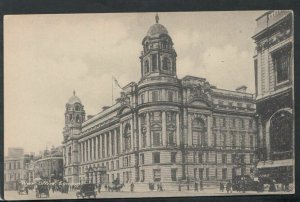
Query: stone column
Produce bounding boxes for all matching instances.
[107,132,110,157]
[188,113,193,146]
[91,138,94,161]
[162,111,167,146]
[99,135,102,159]
[207,115,212,146]
[110,130,114,156]
[81,142,83,163]
[146,112,151,147]
[138,115,142,149]
[95,136,98,160]
[120,123,123,153]
[86,140,89,162]
[176,112,180,146]
[104,133,107,158]
[114,128,118,155]
[265,120,270,160]
[131,118,134,151]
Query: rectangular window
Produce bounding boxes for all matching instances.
[215,168,218,179]
[213,117,216,127]
[232,154,236,164]
[232,118,236,128]
[140,170,145,182]
[250,135,254,147]
[171,152,176,163]
[241,119,245,129]
[152,91,159,102]
[237,103,243,108]
[140,153,145,165]
[231,132,236,149]
[153,152,160,164]
[141,94,145,104]
[152,54,158,72]
[240,154,245,164]
[223,118,226,127]
[168,91,174,102]
[153,131,161,146]
[111,161,114,170]
[222,154,227,164]
[116,160,119,169]
[273,48,290,84]
[222,168,227,180]
[206,168,209,180]
[241,134,245,149]
[199,168,204,180]
[193,152,197,163]
[198,152,203,163]
[249,120,253,129]
[106,162,109,171]
[153,169,161,182]
[194,168,197,179]
[171,168,177,181]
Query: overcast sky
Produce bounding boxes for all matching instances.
[4,11,266,155]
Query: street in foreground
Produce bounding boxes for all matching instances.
[5,189,293,200]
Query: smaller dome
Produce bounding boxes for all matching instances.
[67,91,82,105]
[147,23,169,37]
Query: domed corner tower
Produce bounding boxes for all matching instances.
[139,13,178,81]
[62,91,85,183]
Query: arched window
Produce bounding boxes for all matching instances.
[69,114,73,121]
[192,118,206,146]
[76,115,80,123]
[144,60,149,74]
[270,111,292,160]
[162,57,171,71]
[124,124,131,152]
[75,105,80,111]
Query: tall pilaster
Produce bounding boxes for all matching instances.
[188,113,192,146]
[176,112,180,146]
[120,123,123,153]
[162,111,167,146]
[131,118,134,150]
[146,112,151,147]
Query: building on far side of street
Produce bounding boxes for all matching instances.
[4,148,34,190]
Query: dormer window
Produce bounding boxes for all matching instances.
[152,54,158,72]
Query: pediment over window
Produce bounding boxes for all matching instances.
[189,98,211,107]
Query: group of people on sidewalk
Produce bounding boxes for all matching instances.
[219,181,232,193]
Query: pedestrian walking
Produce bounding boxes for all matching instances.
[195,182,199,192]
[220,182,224,192]
[226,181,232,193]
[130,182,134,192]
[200,180,203,191]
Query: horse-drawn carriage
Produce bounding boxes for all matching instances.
[35,184,50,198]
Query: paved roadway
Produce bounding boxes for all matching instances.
[5,189,293,200]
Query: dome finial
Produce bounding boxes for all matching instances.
[73,90,75,96]
[155,13,159,24]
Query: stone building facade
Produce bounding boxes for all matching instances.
[34,147,64,181]
[4,148,33,190]
[62,15,257,190]
[252,10,294,184]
